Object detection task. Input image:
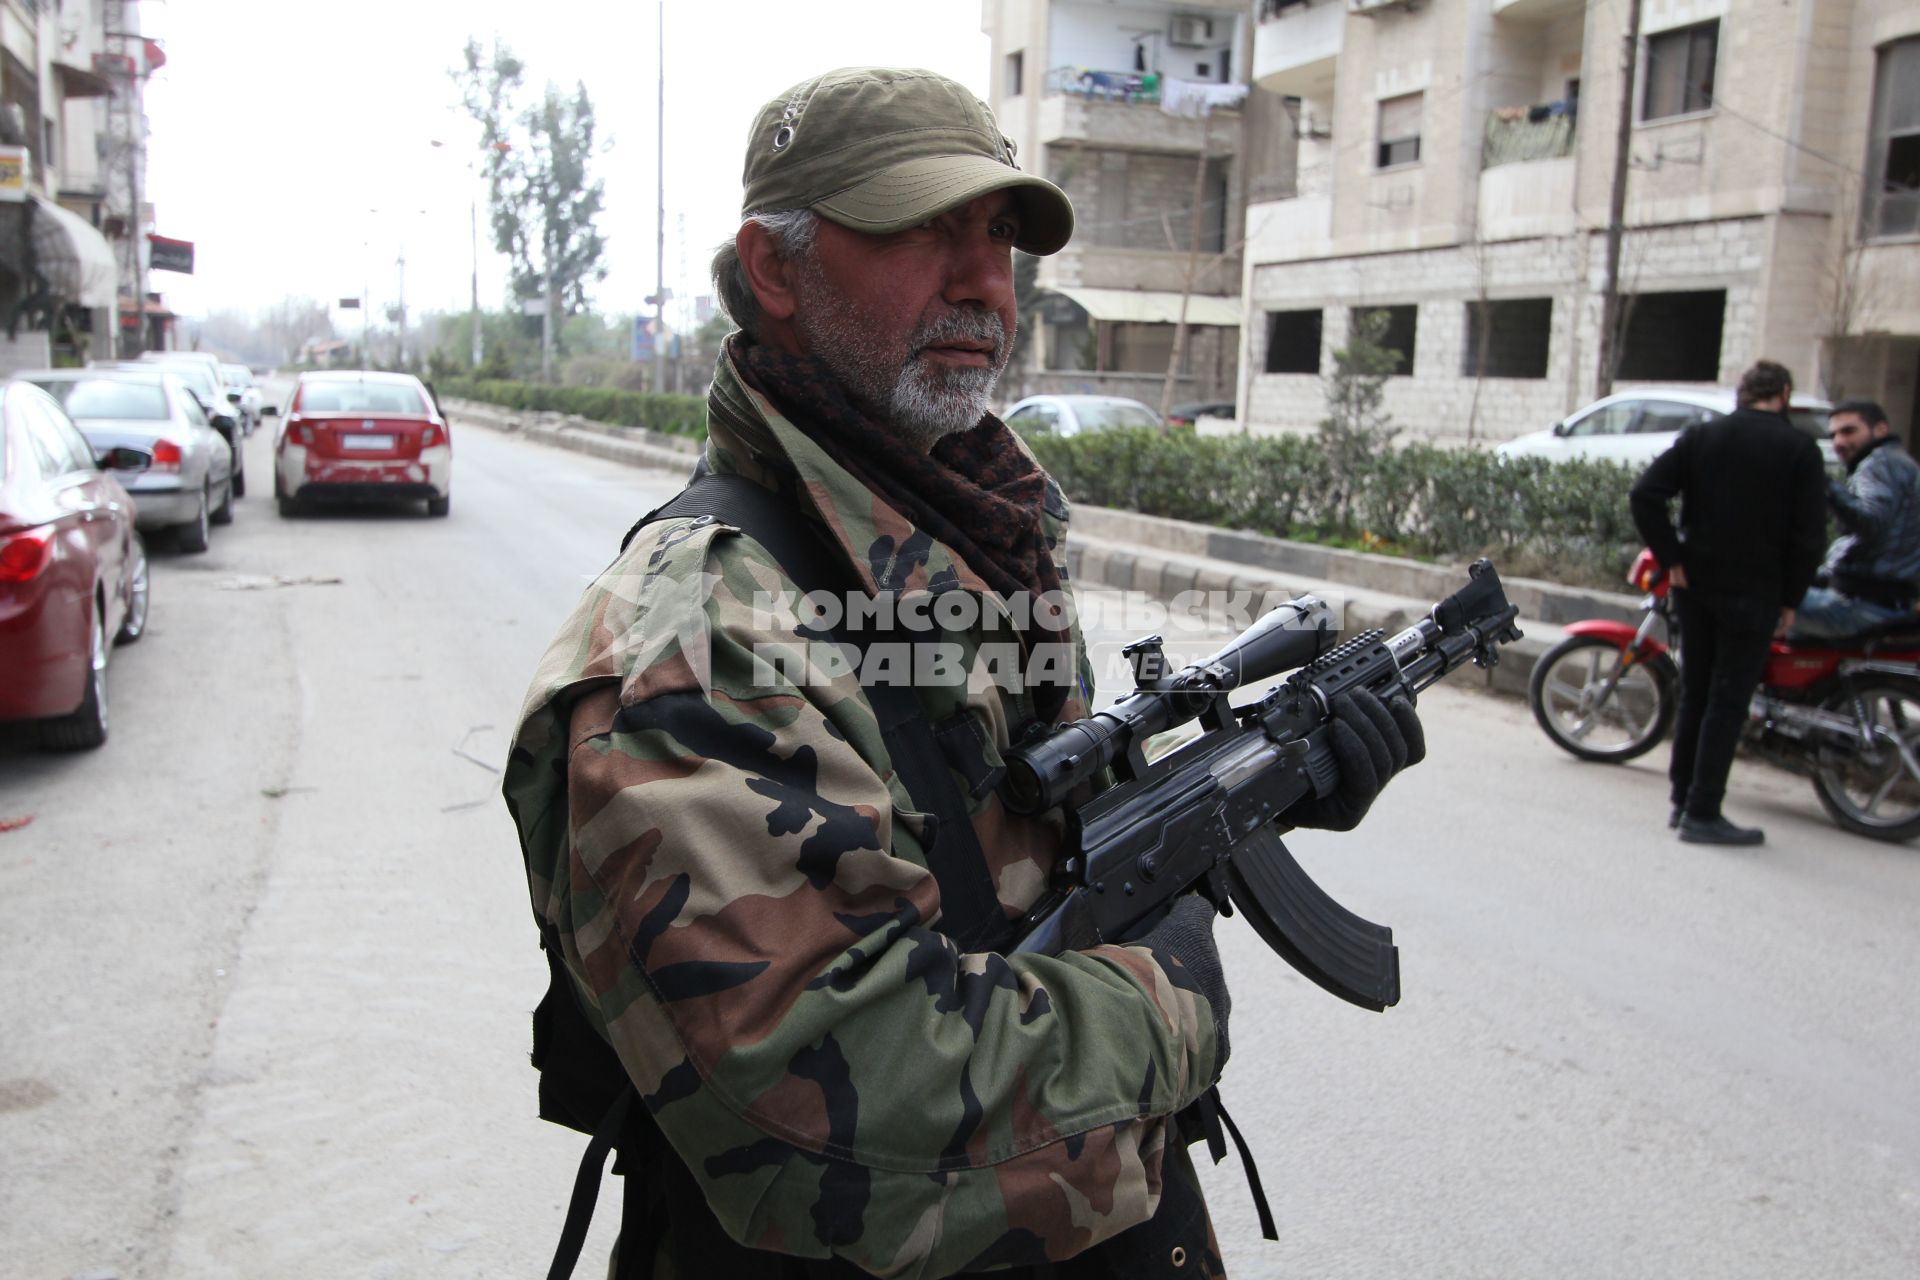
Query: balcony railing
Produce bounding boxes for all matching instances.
[1044,66,1161,105]
[1482,105,1575,169]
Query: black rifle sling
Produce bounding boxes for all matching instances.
[545,475,1014,1275]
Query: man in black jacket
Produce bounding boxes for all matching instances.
[1630,360,1828,845]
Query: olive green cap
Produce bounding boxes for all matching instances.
[741,66,1074,256]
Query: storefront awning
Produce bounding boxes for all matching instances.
[1042,286,1243,328]
[29,197,119,307]
[54,61,115,99]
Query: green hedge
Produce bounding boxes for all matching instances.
[437,377,706,437]
[1026,429,1643,589]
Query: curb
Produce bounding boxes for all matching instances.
[452,398,1563,700]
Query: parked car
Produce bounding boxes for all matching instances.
[18,368,235,552]
[103,358,246,496]
[1004,394,1164,437]
[1166,400,1236,428]
[218,363,263,434]
[276,370,452,517]
[1495,387,1837,468]
[0,380,150,749]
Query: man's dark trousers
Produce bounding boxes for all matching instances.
[1669,589,1777,820]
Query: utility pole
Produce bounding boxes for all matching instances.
[540,224,554,383]
[652,0,668,397]
[1159,109,1218,424]
[1594,0,1643,400]
[396,251,407,369]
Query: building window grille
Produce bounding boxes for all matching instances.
[1615,291,1726,382]
[1264,309,1322,374]
[1006,50,1025,99]
[1643,21,1718,121]
[1355,304,1418,375]
[1863,37,1920,240]
[1376,92,1422,168]
[1463,299,1553,379]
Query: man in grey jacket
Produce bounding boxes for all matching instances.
[1793,400,1920,639]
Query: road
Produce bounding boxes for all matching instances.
[2,408,1915,1279]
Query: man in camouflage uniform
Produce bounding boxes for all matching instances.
[505,67,1420,1279]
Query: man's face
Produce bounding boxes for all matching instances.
[1829,411,1883,465]
[790,192,1020,451]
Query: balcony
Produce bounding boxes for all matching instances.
[1491,0,1587,22]
[1477,155,1575,241]
[1482,108,1575,169]
[1037,67,1241,154]
[1254,0,1343,97]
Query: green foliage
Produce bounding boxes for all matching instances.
[440,377,706,437]
[1321,308,1403,529]
[1024,428,1642,589]
[454,38,609,320]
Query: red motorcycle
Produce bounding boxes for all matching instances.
[1528,550,1920,842]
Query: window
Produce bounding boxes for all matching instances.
[1006,402,1060,434]
[1359,304,1418,376]
[1264,309,1322,374]
[1463,298,1553,379]
[40,378,169,421]
[1616,290,1726,382]
[1864,37,1920,239]
[1377,92,1422,168]
[1005,50,1024,99]
[1111,322,1175,375]
[1565,403,1636,438]
[1632,401,1716,435]
[1643,21,1717,121]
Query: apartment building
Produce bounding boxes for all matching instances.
[0,0,144,371]
[982,0,1278,406]
[1243,0,1920,444]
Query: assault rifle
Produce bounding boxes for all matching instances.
[1004,559,1522,1010]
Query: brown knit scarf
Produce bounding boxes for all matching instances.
[733,337,1073,715]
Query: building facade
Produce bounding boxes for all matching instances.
[982,0,1270,408]
[1243,0,1920,445]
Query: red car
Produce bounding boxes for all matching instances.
[274,371,452,517]
[0,380,150,749]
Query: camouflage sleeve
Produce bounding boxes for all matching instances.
[522,525,1223,1277]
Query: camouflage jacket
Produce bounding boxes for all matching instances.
[504,349,1225,1278]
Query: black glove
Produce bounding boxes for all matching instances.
[1140,894,1231,1072]
[1288,688,1427,832]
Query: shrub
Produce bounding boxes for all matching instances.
[1027,428,1640,589]
[438,377,706,437]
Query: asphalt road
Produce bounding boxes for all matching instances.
[2,409,1915,1279]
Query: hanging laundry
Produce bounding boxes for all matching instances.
[1159,76,1250,119]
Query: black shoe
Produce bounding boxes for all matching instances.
[1668,805,1683,830]
[1678,815,1765,846]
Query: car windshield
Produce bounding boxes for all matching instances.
[222,367,249,385]
[1075,402,1162,431]
[37,378,169,421]
[299,381,427,414]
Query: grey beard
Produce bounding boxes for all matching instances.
[794,264,1008,452]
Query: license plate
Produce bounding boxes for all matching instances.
[340,434,394,451]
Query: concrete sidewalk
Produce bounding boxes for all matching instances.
[448,397,1643,699]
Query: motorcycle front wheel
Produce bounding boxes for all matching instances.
[1812,677,1920,843]
[1529,634,1677,763]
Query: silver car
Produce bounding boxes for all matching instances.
[220,363,263,435]
[18,367,236,553]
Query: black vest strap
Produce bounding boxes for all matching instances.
[627,472,1015,951]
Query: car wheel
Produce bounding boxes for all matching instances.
[176,487,212,553]
[41,601,108,750]
[211,473,235,525]
[427,493,451,518]
[231,453,246,498]
[277,494,301,518]
[116,536,149,645]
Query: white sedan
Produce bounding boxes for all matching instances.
[1003,394,1164,437]
[1496,387,1835,468]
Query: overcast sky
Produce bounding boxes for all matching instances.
[142,0,993,332]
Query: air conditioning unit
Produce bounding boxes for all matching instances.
[1168,15,1212,47]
